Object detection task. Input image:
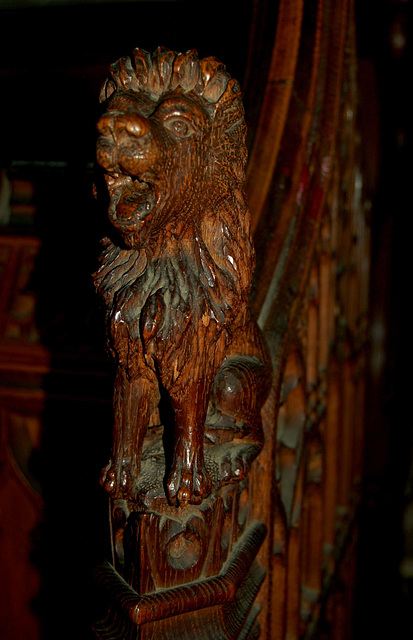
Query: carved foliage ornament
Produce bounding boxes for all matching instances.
[94,46,271,508]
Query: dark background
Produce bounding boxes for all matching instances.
[355,1,412,638]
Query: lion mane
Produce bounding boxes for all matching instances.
[94,47,255,377]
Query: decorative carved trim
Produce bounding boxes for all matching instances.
[93,520,266,636]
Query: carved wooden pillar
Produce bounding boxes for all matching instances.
[92,47,272,640]
[92,1,371,637]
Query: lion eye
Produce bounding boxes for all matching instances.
[164,118,195,138]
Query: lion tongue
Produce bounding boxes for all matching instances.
[114,181,156,222]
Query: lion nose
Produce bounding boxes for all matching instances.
[97,112,150,138]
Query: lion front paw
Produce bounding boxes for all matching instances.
[101,462,133,498]
[166,456,211,506]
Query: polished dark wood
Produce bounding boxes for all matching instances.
[0,1,375,638]
[94,47,271,510]
[92,0,371,631]
[92,47,272,639]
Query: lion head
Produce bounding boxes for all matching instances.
[94,47,254,351]
[96,47,250,243]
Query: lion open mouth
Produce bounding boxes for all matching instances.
[108,175,158,231]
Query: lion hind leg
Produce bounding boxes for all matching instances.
[212,356,269,439]
[219,441,262,485]
[204,354,271,486]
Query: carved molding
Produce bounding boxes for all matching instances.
[94,520,266,638]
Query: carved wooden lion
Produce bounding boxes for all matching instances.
[94,47,271,506]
